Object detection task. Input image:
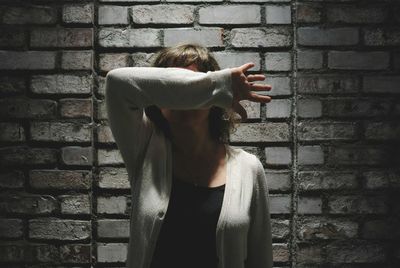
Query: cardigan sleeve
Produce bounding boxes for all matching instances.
[105,67,233,180]
[246,159,273,268]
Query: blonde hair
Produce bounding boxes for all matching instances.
[144,43,237,144]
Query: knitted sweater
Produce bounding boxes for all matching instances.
[105,66,273,268]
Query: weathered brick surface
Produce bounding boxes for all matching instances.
[132,5,195,24]
[29,218,91,240]
[0,0,398,267]
[98,28,161,48]
[199,5,260,24]
[0,51,57,70]
[97,167,130,189]
[60,194,91,215]
[231,27,292,48]
[61,146,93,166]
[63,3,94,24]
[30,28,93,48]
[29,170,92,190]
[164,28,224,47]
[30,122,92,142]
[30,74,92,94]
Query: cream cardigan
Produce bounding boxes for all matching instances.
[105,66,273,268]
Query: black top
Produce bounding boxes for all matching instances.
[150,177,226,268]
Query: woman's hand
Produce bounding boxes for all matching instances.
[230,62,272,121]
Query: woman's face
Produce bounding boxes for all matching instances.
[160,63,211,127]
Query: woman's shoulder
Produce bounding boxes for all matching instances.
[227,146,264,173]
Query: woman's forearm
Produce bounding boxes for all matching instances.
[105,66,233,110]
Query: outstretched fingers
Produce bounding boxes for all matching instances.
[248,92,272,103]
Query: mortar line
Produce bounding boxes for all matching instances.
[290,1,300,267]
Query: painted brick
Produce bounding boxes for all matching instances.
[324,98,394,118]
[363,76,400,94]
[0,122,25,142]
[266,99,291,118]
[63,3,94,24]
[0,76,26,95]
[132,5,195,24]
[0,194,57,214]
[297,3,322,23]
[29,218,91,240]
[298,196,322,214]
[97,243,127,263]
[327,145,392,166]
[61,146,93,166]
[297,27,359,46]
[297,121,357,141]
[97,100,108,120]
[98,53,130,72]
[364,121,400,140]
[328,195,388,214]
[271,219,290,239]
[97,196,129,215]
[298,145,324,165]
[98,149,124,165]
[231,27,292,48]
[60,244,91,263]
[0,28,26,48]
[0,51,56,70]
[30,122,92,142]
[325,240,386,263]
[270,194,291,214]
[199,5,260,24]
[98,168,130,190]
[328,51,389,70]
[0,6,57,24]
[265,147,292,165]
[265,170,291,191]
[0,98,56,119]
[61,50,93,70]
[0,219,24,238]
[97,219,130,238]
[265,76,291,96]
[363,170,400,189]
[97,125,115,143]
[273,243,290,262]
[213,51,261,70]
[297,50,323,70]
[265,52,292,71]
[298,217,358,240]
[298,99,322,118]
[298,171,358,191]
[0,147,58,166]
[30,74,92,94]
[99,6,129,25]
[327,6,387,24]
[60,194,91,215]
[29,170,91,190]
[297,243,323,263]
[266,5,291,24]
[298,75,359,94]
[0,170,25,189]
[98,28,161,48]
[30,28,93,48]
[164,28,224,47]
[238,100,261,119]
[131,52,154,67]
[230,122,290,142]
[60,98,92,118]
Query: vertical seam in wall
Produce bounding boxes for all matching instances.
[91,0,98,265]
[291,0,299,267]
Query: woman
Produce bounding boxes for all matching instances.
[105,43,273,268]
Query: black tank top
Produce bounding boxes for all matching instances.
[150,177,225,268]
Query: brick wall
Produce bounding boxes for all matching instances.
[0,0,399,267]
